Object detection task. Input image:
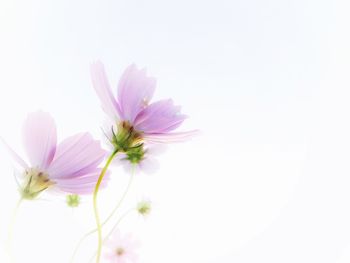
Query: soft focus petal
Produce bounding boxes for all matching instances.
[91,61,121,120]
[54,169,109,195]
[48,133,106,178]
[145,143,167,156]
[101,118,118,150]
[0,137,28,168]
[134,99,186,134]
[139,156,159,175]
[22,111,57,169]
[104,231,139,263]
[143,130,200,143]
[117,64,156,123]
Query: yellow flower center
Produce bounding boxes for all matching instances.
[20,168,54,200]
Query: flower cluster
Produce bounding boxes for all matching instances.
[91,62,197,166]
[3,61,196,263]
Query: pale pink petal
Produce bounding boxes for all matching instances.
[54,169,110,195]
[22,111,57,169]
[125,252,138,262]
[48,133,106,178]
[113,146,161,174]
[101,118,118,150]
[111,153,128,167]
[146,144,167,155]
[91,61,121,120]
[143,130,200,143]
[0,137,28,168]
[139,156,159,175]
[134,99,186,134]
[117,64,156,123]
[104,230,139,263]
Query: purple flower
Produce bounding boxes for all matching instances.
[91,61,197,146]
[2,111,107,199]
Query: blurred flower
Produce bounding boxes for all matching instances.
[66,194,80,207]
[104,231,139,263]
[113,144,166,175]
[136,199,152,217]
[91,61,198,151]
[2,111,107,199]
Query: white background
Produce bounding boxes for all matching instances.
[1,0,350,262]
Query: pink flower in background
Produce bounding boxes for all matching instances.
[113,144,166,175]
[2,111,107,199]
[104,231,139,263]
[91,61,197,145]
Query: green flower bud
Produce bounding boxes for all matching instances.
[66,194,80,208]
[137,200,152,216]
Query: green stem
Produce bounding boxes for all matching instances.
[101,169,134,226]
[70,168,134,263]
[93,150,118,263]
[7,197,23,263]
[104,208,135,242]
[88,208,135,263]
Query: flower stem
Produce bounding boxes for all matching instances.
[7,197,23,263]
[104,208,135,242]
[70,171,134,263]
[101,168,134,226]
[93,150,118,263]
[88,208,135,263]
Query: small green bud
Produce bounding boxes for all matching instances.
[66,194,80,208]
[137,200,152,216]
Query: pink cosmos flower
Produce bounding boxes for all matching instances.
[104,231,139,263]
[2,111,107,199]
[91,61,197,145]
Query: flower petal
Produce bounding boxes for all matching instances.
[143,130,200,143]
[134,99,187,134]
[54,168,109,195]
[48,133,106,179]
[22,111,57,169]
[0,137,28,168]
[91,61,122,120]
[117,64,156,123]
[139,156,159,175]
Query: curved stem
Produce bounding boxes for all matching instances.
[70,168,135,263]
[104,208,135,242]
[7,198,23,263]
[69,228,95,263]
[93,150,118,263]
[88,208,135,263]
[101,168,135,226]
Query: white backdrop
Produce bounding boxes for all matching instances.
[1,0,350,262]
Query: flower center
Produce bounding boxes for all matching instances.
[137,200,151,216]
[115,247,125,256]
[142,98,149,107]
[111,121,143,152]
[20,168,54,200]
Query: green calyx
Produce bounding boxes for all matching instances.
[111,121,143,152]
[125,144,145,164]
